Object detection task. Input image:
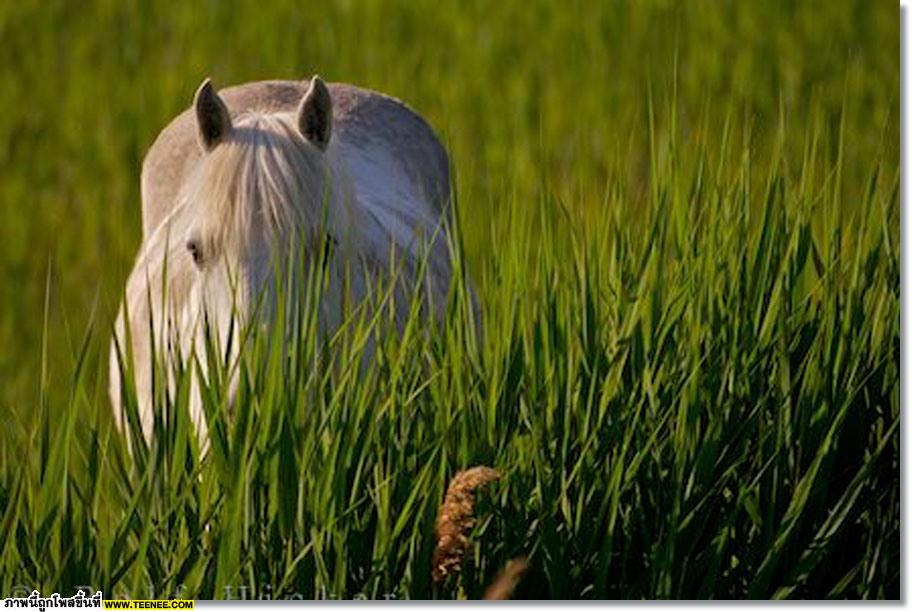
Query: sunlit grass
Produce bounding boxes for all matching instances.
[0,0,899,600]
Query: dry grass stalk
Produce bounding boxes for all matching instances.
[431,466,501,584]
[482,556,529,600]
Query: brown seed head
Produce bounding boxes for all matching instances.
[432,466,501,584]
[482,556,529,600]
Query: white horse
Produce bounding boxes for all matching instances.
[110,76,460,445]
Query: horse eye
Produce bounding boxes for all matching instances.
[320,235,338,272]
[186,239,204,267]
[323,235,338,260]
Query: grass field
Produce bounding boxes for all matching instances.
[0,0,899,600]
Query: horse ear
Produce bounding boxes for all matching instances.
[194,78,232,152]
[296,76,332,151]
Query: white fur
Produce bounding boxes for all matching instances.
[111,106,454,447]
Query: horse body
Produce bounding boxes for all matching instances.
[111,77,459,444]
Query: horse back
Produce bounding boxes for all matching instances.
[140,79,451,238]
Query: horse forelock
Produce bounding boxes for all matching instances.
[180,111,338,256]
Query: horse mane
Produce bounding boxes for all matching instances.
[124,111,350,353]
[180,111,341,256]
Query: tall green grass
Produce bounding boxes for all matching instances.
[0,95,899,598]
[0,0,899,600]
